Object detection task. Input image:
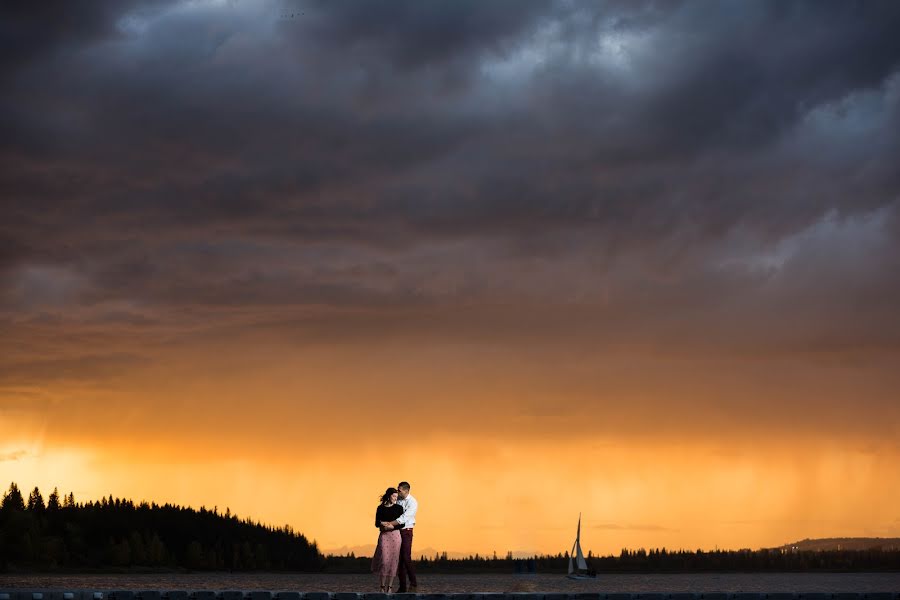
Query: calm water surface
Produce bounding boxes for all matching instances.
[2,573,900,593]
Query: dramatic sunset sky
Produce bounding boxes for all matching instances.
[2,1,900,557]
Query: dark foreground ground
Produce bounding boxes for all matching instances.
[2,572,900,594]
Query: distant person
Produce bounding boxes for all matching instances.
[372,487,404,592]
[381,481,418,593]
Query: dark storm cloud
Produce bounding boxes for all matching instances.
[296,0,553,71]
[627,2,900,152]
[2,0,900,363]
[0,0,154,74]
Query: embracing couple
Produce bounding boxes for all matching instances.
[372,481,418,593]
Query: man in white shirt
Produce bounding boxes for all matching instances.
[381,481,418,592]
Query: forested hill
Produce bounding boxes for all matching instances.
[779,538,900,551]
[0,482,322,571]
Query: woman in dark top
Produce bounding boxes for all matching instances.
[371,487,404,592]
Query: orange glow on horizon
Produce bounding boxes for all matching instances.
[4,333,900,556]
[3,426,899,556]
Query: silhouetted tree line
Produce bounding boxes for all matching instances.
[1,482,322,572]
[5,482,898,573]
[323,546,900,574]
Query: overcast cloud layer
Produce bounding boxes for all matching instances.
[2,1,900,438]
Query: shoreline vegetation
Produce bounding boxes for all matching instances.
[3,483,899,574]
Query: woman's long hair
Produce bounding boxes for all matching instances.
[378,487,398,506]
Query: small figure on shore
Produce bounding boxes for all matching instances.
[380,481,418,593]
[372,487,403,593]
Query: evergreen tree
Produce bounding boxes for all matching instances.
[2,482,25,510]
[27,486,46,512]
[47,487,61,511]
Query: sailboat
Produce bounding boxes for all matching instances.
[566,513,596,579]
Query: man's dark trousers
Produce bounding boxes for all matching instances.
[397,528,417,592]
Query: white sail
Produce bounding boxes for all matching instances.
[575,540,588,570]
[568,550,575,574]
[575,513,588,570]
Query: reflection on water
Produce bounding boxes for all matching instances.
[2,573,900,593]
